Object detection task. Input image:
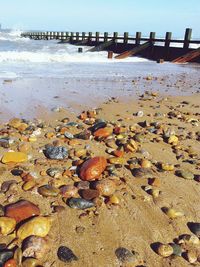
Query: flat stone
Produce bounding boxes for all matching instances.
[5,200,40,223]
[57,246,78,262]
[115,247,137,263]
[2,152,28,164]
[0,251,13,266]
[80,189,99,200]
[44,146,68,160]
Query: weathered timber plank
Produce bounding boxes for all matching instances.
[57,38,70,44]
[75,38,89,46]
[87,39,114,52]
[172,47,200,63]
[115,41,150,59]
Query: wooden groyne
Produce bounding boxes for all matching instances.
[21,29,200,63]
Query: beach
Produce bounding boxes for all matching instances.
[0,59,200,266]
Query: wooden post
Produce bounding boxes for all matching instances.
[76,32,79,42]
[124,32,129,44]
[149,32,155,45]
[183,28,192,50]
[113,32,118,44]
[82,32,86,40]
[164,32,172,60]
[96,32,100,43]
[88,32,92,43]
[70,32,74,42]
[78,48,83,53]
[108,51,113,59]
[104,32,108,42]
[149,32,156,58]
[136,32,141,45]
[66,32,69,38]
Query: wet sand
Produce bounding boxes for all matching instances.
[0,62,200,266]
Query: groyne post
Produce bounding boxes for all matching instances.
[135,32,141,45]
[96,32,100,43]
[183,28,192,50]
[124,32,129,44]
[164,32,172,60]
[104,32,108,42]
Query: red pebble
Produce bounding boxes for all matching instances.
[5,200,40,223]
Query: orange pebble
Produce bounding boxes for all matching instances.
[4,259,17,267]
[113,150,124,158]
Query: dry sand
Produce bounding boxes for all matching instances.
[0,63,200,267]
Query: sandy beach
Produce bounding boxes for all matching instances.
[0,61,199,266]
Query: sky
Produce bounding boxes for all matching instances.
[0,0,199,38]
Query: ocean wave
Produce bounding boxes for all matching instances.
[0,50,148,63]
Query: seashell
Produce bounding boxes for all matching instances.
[162,207,184,219]
[0,217,16,235]
[59,185,78,198]
[22,236,50,259]
[68,198,94,210]
[157,244,173,257]
[22,258,41,267]
[5,200,40,223]
[95,179,116,196]
[17,216,52,240]
[57,246,78,262]
[79,157,107,181]
[115,247,138,263]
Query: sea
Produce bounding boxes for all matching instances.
[0,29,199,120]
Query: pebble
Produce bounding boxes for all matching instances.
[178,234,200,245]
[59,185,78,198]
[177,169,194,180]
[95,179,116,196]
[163,207,184,219]
[170,243,182,256]
[17,216,52,240]
[0,251,14,266]
[68,198,94,209]
[80,189,99,200]
[157,244,173,257]
[46,167,62,178]
[0,217,16,235]
[4,258,17,267]
[22,236,50,259]
[57,246,78,263]
[5,200,40,223]
[186,250,197,263]
[0,138,10,148]
[22,258,41,267]
[11,169,23,176]
[44,145,68,160]
[94,127,113,138]
[91,121,107,132]
[1,180,17,193]
[79,156,107,181]
[1,152,28,164]
[115,247,137,263]
[132,168,153,178]
[188,222,200,237]
[38,185,59,197]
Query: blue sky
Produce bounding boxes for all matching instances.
[0,0,199,38]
